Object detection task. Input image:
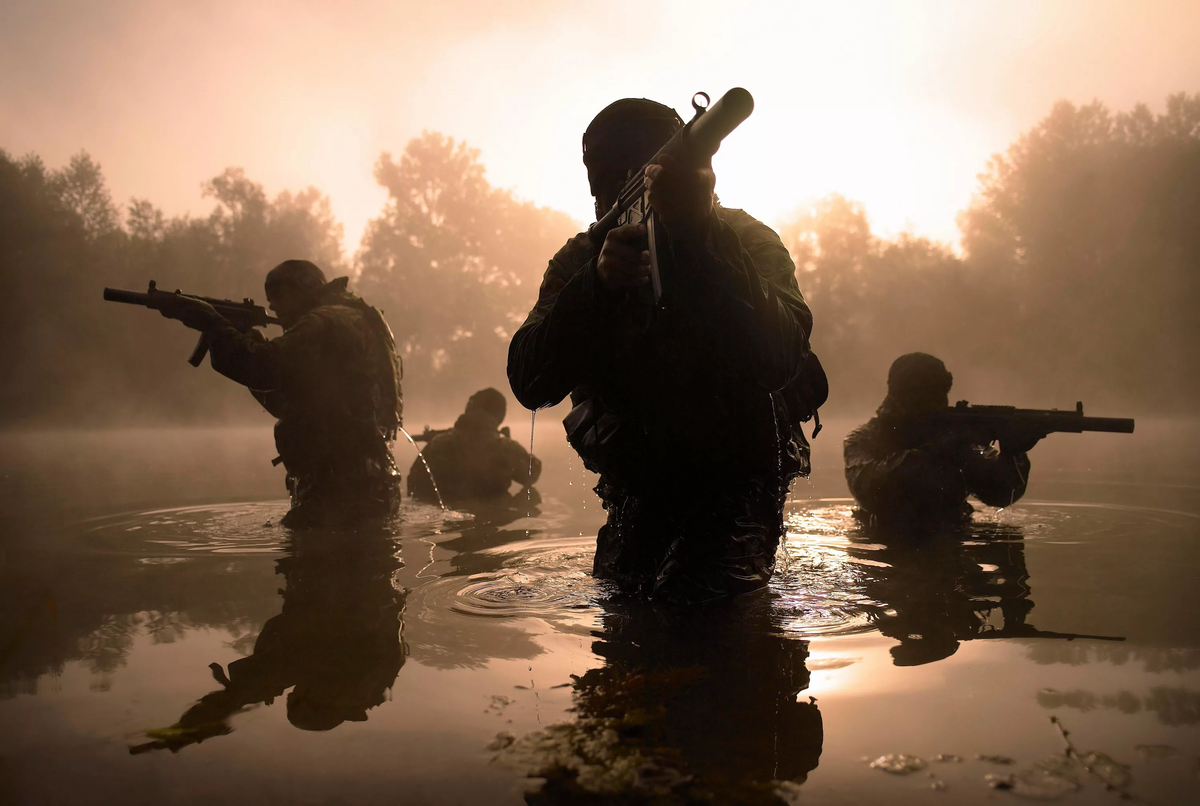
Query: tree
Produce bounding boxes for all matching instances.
[960,93,1200,410]
[0,149,350,425]
[356,132,577,410]
[781,195,975,407]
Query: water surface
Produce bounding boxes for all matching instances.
[2,417,1198,803]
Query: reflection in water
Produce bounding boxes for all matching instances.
[1038,686,1200,726]
[846,515,1123,666]
[131,526,406,753]
[4,424,1199,806]
[495,597,822,803]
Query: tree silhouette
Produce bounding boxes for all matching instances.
[356,131,577,409]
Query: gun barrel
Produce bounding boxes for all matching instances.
[1079,416,1135,434]
[103,287,153,306]
[681,87,754,163]
[590,87,754,245]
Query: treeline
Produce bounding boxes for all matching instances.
[0,134,575,425]
[0,93,1196,427]
[783,92,1200,413]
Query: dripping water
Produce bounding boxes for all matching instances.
[525,411,536,537]
[398,426,447,511]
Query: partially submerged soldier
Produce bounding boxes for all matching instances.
[507,98,816,603]
[160,260,403,527]
[844,353,1042,526]
[407,388,541,504]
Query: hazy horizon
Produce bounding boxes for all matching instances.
[4,0,1198,253]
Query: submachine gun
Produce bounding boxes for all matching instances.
[588,87,755,303]
[103,281,280,367]
[923,401,1135,445]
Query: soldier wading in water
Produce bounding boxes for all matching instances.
[160,260,403,527]
[508,97,821,603]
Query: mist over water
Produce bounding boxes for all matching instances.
[1,4,1199,802]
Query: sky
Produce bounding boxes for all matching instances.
[2,0,1197,253]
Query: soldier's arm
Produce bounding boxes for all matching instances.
[844,423,966,513]
[203,312,326,391]
[507,234,612,410]
[963,448,1031,508]
[674,209,812,392]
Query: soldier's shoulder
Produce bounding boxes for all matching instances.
[550,231,594,273]
[305,302,366,329]
[715,204,784,248]
[844,418,884,445]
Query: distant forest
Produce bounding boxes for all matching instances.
[1,93,1197,427]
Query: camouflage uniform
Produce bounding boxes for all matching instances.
[407,412,541,503]
[203,278,403,526]
[508,204,814,602]
[844,400,1031,526]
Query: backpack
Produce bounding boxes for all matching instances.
[781,350,829,438]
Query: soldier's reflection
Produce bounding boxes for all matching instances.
[131,528,406,753]
[522,599,823,802]
[850,520,1119,667]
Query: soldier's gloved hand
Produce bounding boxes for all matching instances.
[645,153,715,240]
[159,295,221,331]
[598,222,651,291]
[1000,426,1045,455]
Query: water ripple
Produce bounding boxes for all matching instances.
[83,501,291,554]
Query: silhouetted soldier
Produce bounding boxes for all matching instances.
[844,353,1042,525]
[508,98,816,602]
[160,260,403,527]
[407,388,541,504]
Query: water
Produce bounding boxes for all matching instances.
[2,416,1199,803]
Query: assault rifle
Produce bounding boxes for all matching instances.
[588,87,755,302]
[103,280,280,367]
[410,425,512,443]
[919,401,1135,445]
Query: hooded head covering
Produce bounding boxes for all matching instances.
[582,98,684,199]
[881,353,953,416]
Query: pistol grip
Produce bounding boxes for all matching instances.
[188,333,210,367]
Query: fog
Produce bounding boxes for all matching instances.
[1,1,1198,426]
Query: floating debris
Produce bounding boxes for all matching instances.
[1134,744,1178,760]
[491,719,649,795]
[977,753,1017,765]
[1079,751,1132,790]
[930,779,947,791]
[1049,716,1132,792]
[933,753,965,763]
[485,694,515,714]
[869,754,928,774]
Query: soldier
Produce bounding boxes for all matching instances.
[159,260,403,527]
[844,353,1042,526]
[507,98,817,603]
[407,388,541,504]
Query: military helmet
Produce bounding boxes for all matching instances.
[265,259,328,297]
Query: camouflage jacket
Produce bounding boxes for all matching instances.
[507,205,812,493]
[844,414,1031,523]
[203,280,402,480]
